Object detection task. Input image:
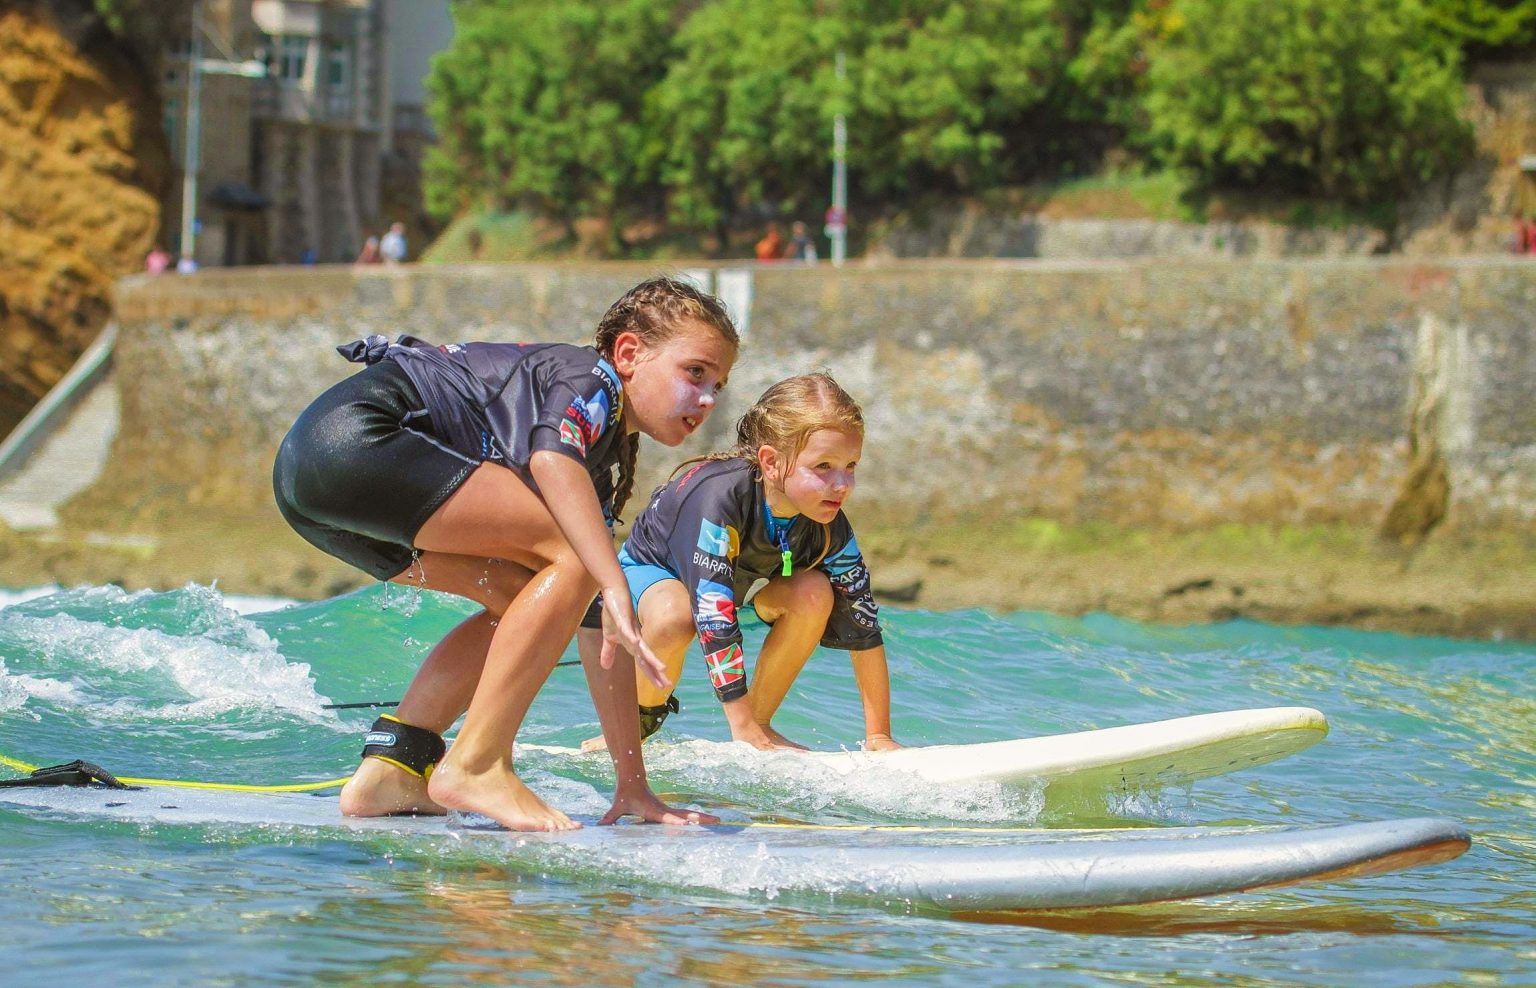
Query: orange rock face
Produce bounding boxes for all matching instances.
[0,7,168,436]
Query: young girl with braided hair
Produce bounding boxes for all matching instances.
[273,276,737,831]
[587,372,902,752]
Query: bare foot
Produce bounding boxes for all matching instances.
[599,787,721,826]
[426,756,579,832]
[579,733,608,753]
[731,722,810,752]
[340,758,446,817]
[759,723,810,751]
[861,735,903,752]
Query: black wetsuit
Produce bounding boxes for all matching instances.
[273,335,626,580]
[621,458,882,702]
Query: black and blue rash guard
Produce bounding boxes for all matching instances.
[621,457,882,702]
[340,334,627,522]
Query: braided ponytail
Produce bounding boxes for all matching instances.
[611,429,642,523]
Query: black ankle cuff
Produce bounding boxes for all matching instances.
[362,715,445,778]
[638,694,680,740]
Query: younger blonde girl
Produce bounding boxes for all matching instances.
[590,372,901,751]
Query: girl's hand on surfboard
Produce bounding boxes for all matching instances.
[599,788,719,827]
[600,588,670,691]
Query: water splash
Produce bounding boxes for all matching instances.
[0,584,331,723]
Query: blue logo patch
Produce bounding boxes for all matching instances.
[697,518,734,557]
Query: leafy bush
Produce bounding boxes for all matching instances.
[643,0,840,239]
[424,0,680,242]
[1141,0,1473,204]
[424,0,1479,239]
[1423,0,1536,49]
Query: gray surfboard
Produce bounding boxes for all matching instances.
[0,784,1470,911]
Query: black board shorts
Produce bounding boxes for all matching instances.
[272,360,479,581]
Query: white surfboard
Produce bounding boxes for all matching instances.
[527,706,1330,793]
[0,784,1467,911]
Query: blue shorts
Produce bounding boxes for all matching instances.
[577,547,680,630]
[582,547,764,631]
[618,545,681,610]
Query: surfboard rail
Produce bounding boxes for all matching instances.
[0,784,1467,911]
[525,706,1330,794]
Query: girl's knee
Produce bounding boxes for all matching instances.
[788,569,833,615]
[476,581,518,619]
[552,553,599,599]
[472,561,537,617]
[643,587,696,649]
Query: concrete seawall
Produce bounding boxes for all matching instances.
[101,259,1535,536]
[4,257,1526,638]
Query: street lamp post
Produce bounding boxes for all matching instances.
[827,49,848,267]
[178,2,203,268]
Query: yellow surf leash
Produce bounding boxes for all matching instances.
[0,751,350,793]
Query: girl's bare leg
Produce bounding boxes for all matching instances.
[582,580,693,752]
[633,581,696,708]
[425,565,589,831]
[409,462,597,832]
[340,553,530,817]
[742,570,834,748]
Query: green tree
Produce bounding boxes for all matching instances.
[644,0,845,245]
[1142,0,1472,205]
[1423,0,1536,49]
[1061,0,1155,132]
[424,0,680,247]
[853,0,1067,194]
[90,0,194,59]
[647,0,1111,238]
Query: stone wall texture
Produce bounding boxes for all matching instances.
[106,259,1536,536]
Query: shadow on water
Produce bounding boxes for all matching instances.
[320,869,952,985]
[951,902,1480,937]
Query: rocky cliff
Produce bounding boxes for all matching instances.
[0,2,169,437]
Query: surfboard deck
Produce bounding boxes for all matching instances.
[0,784,1465,911]
[525,707,1330,793]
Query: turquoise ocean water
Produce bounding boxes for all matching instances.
[0,581,1532,986]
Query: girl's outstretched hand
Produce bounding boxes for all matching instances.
[600,788,720,827]
[601,589,671,691]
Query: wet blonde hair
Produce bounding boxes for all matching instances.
[593,276,739,520]
[731,372,865,471]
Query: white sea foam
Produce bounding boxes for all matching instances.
[0,583,296,615]
[0,586,62,610]
[221,594,299,616]
[0,601,330,722]
[561,739,1046,824]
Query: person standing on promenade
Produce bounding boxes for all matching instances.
[145,245,172,274]
[272,277,739,831]
[380,222,408,264]
[755,222,783,262]
[784,221,817,263]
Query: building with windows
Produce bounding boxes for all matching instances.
[161,0,451,267]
